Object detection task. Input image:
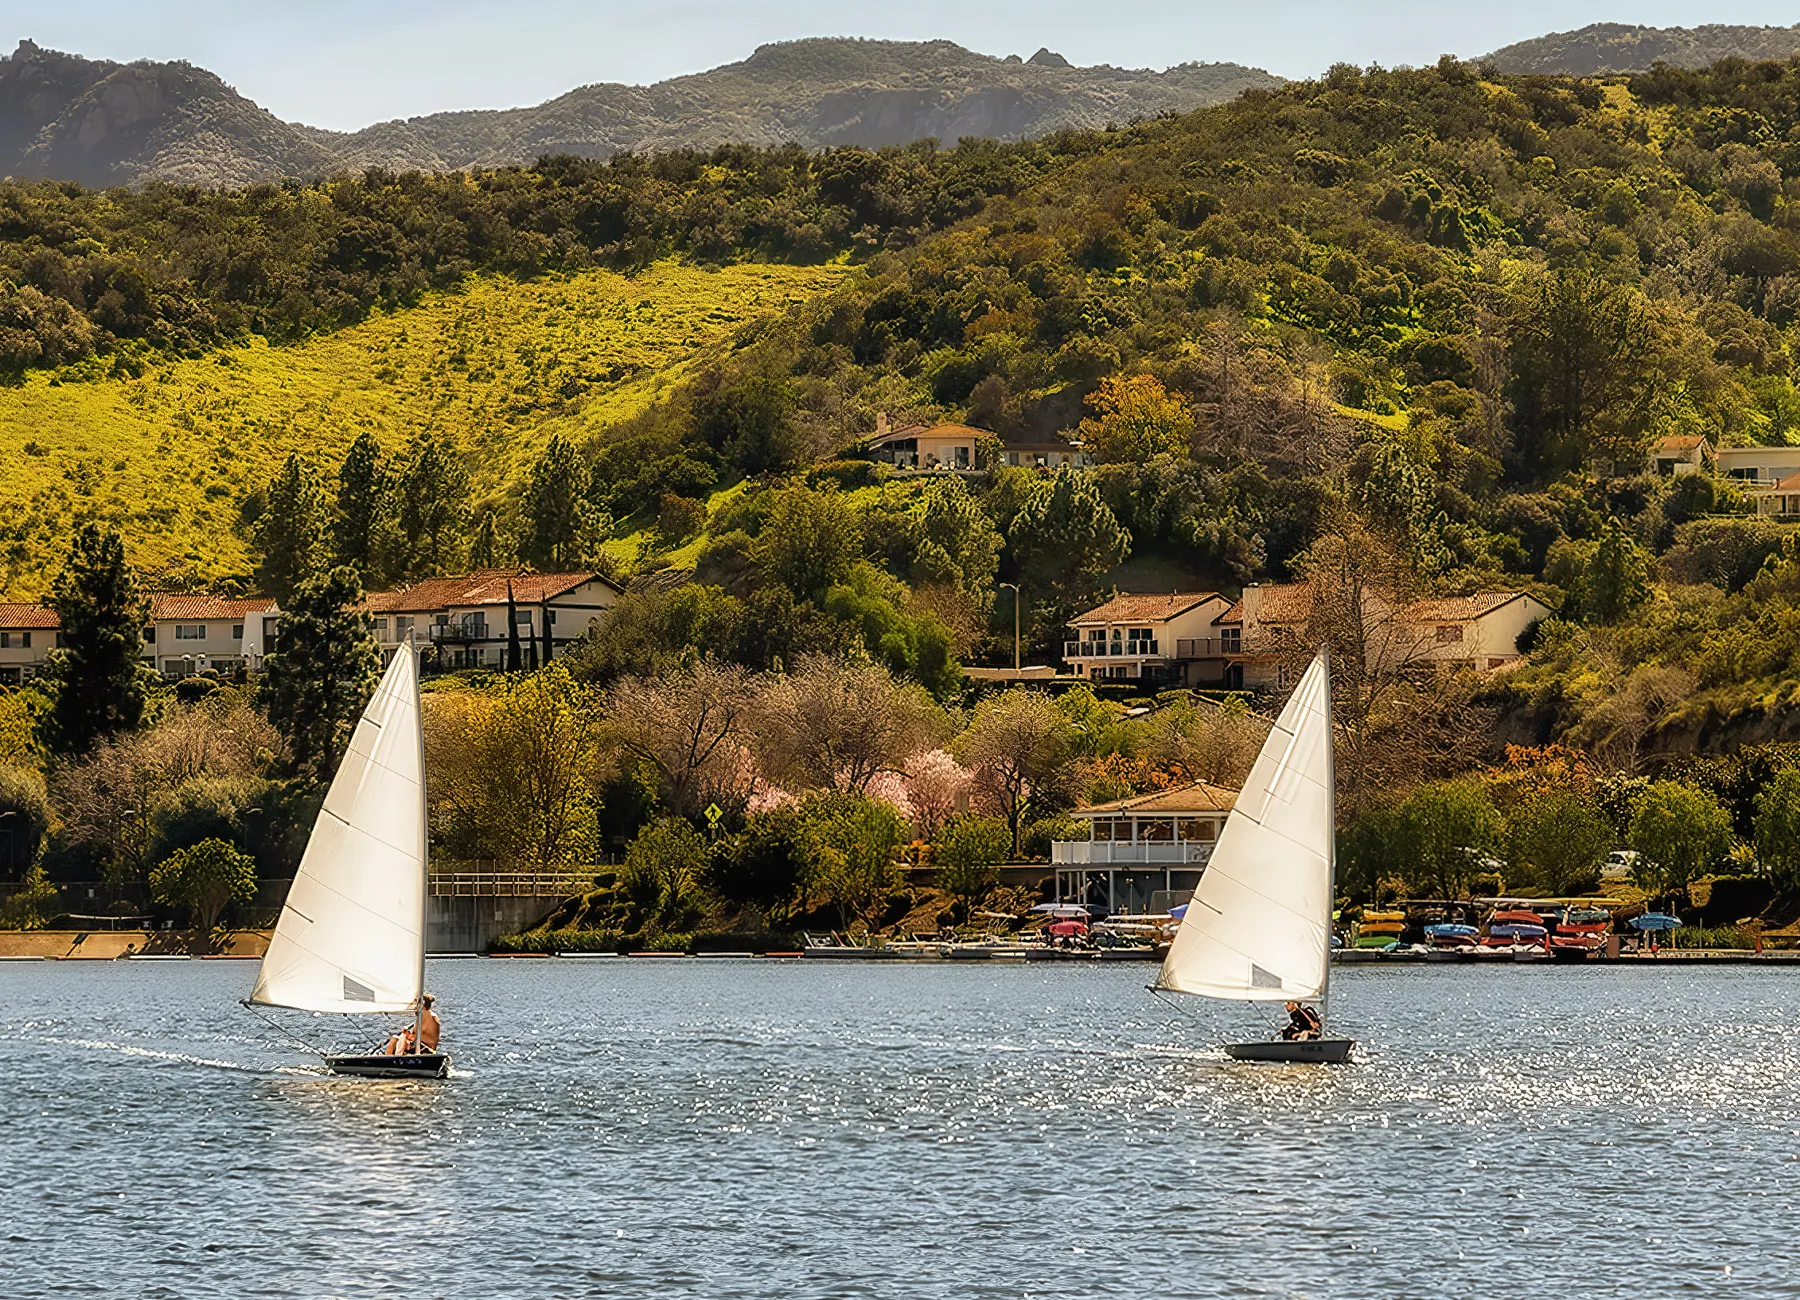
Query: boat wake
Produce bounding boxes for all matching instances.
[41,1036,278,1075]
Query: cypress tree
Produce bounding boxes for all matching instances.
[261,566,382,781]
[334,430,388,577]
[506,581,523,672]
[255,454,329,604]
[44,522,150,757]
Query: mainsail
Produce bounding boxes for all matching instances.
[249,645,427,1015]
[1156,652,1334,1002]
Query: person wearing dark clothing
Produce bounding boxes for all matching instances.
[1279,1000,1322,1041]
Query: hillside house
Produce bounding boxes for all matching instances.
[1649,434,1712,476]
[1063,592,1234,686]
[998,436,1092,469]
[144,595,281,678]
[1751,472,1800,518]
[367,568,622,669]
[1052,781,1238,914]
[1718,445,1800,487]
[1214,583,1548,687]
[0,604,57,687]
[867,421,982,472]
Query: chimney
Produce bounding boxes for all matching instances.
[876,411,889,438]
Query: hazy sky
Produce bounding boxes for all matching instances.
[11,1,1800,131]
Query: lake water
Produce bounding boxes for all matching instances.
[1,959,1795,1298]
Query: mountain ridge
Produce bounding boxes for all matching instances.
[1484,21,1800,75]
[0,37,1281,188]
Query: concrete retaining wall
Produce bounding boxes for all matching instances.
[427,895,562,953]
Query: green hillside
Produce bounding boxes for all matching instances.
[0,261,843,597]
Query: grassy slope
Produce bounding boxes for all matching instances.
[0,261,845,598]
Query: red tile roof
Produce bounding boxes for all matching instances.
[1069,592,1223,625]
[1654,435,1709,454]
[366,568,615,614]
[1077,780,1240,815]
[1245,583,1316,624]
[150,594,277,620]
[1406,592,1532,622]
[0,603,57,629]
[1771,472,1800,492]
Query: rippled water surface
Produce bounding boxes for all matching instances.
[3,959,1798,1298]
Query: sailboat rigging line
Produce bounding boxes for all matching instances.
[240,1001,336,1058]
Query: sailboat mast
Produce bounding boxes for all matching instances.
[411,638,428,1046]
[1320,645,1336,1026]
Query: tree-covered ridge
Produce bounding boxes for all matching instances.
[0,138,1098,377]
[1484,23,1800,76]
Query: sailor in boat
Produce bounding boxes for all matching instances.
[1279,1000,1322,1042]
[383,994,440,1056]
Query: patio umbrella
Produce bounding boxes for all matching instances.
[1032,904,1092,918]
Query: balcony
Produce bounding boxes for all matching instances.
[1064,639,1163,659]
[429,620,490,645]
[1175,637,1239,658]
[1050,841,1214,866]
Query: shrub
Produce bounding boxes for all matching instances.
[149,837,258,937]
[492,926,622,954]
[932,814,1012,902]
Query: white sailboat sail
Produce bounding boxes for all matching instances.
[249,645,427,1015]
[1156,652,1334,1002]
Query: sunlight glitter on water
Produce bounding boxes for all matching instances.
[1,961,1795,1297]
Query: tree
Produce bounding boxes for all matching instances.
[1549,522,1652,624]
[393,435,469,579]
[752,487,861,602]
[802,793,906,930]
[754,656,950,793]
[1006,469,1130,622]
[43,521,150,757]
[1630,781,1733,898]
[255,453,330,603]
[695,370,802,473]
[260,566,382,781]
[425,664,601,870]
[912,475,1001,608]
[334,429,389,577]
[711,807,810,918]
[619,818,710,933]
[1396,779,1502,900]
[1505,790,1612,894]
[149,837,257,940]
[953,688,1076,852]
[0,762,51,880]
[520,435,587,569]
[506,582,523,672]
[469,510,507,569]
[603,660,758,819]
[933,813,1011,906]
[1754,766,1800,888]
[1077,374,1196,462]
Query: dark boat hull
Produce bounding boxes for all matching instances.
[323,1052,451,1079]
[1225,1039,1354,1064]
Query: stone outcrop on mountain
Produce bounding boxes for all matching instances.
[0,36,1280,187]
[1483,22,1800,75]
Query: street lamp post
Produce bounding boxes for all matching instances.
[998,582,1022,673]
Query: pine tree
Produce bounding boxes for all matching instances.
[260,566,383,780]
[255,454,329,604]
[1005,468,1130,622]
[44,522,150,757]
[520,435,585,569]
[470,510,507,569]
[395,436,469,580]
[334,429,389,577]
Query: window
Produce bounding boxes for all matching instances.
[1129,627,1152,641]
[1179,819,1216,843]
[144,626,156,643]
[0,632,8,649]
[232,624,244,640]
[175,624,206,640]
[374,618,389,638]
[1435,625,1464,644]
[1220,627,1241,653]
[1138,819,1174,843]
[547,610,557,626]
[395,616,414,637]
[1091,820,1115,842]
[513,609,533,625]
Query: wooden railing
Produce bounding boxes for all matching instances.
[428,869,593,898]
